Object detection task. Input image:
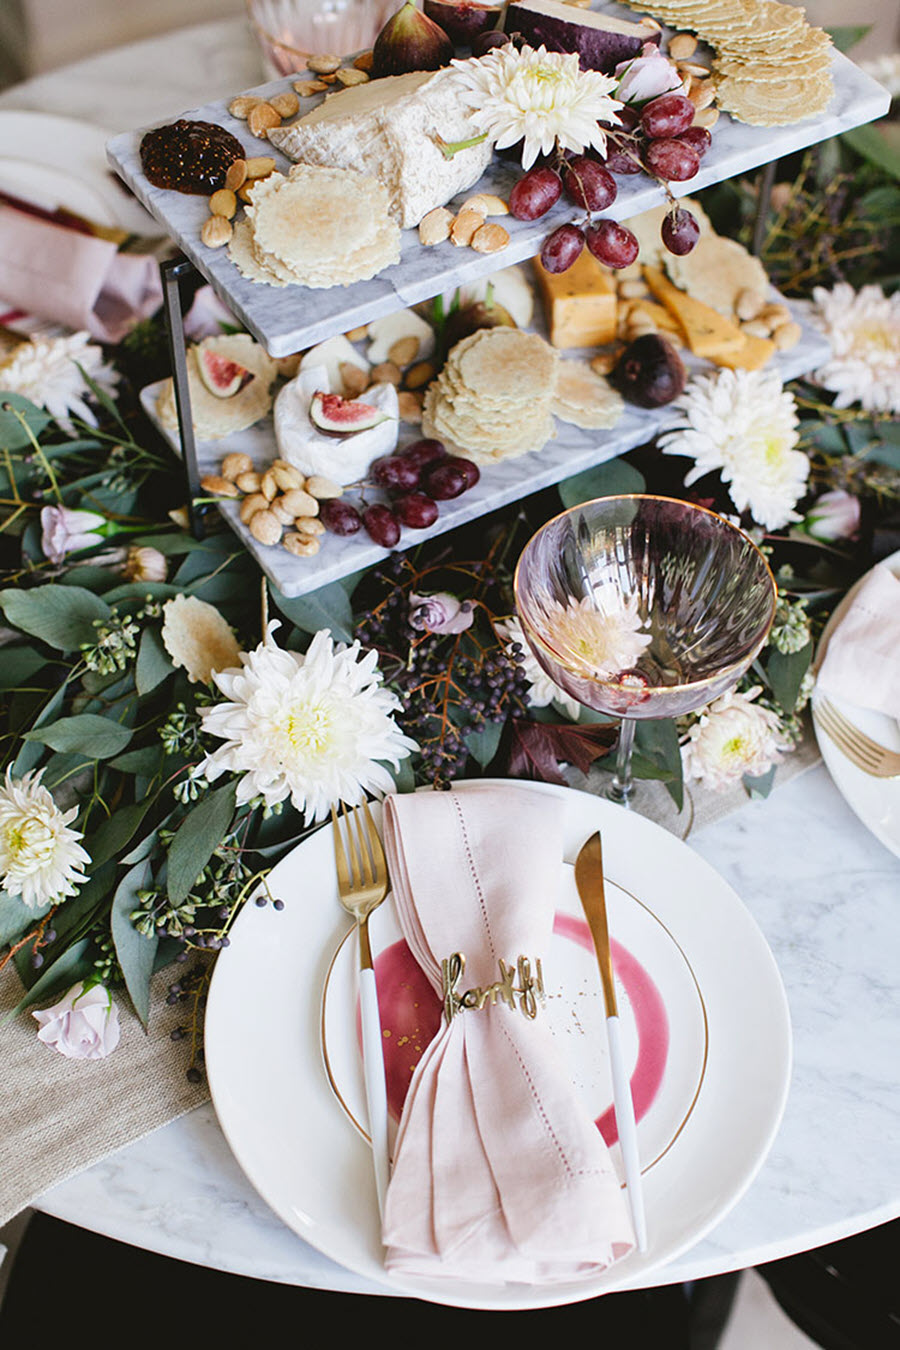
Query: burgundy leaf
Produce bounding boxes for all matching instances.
[504,718,618,785]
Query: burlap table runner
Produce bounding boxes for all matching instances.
[0,726,821,1229]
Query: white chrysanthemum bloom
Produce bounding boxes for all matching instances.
[681,686,790,790]
[0,769,90,909]
[161,595,242,684]
[497,615,582,720]
[451,44,622,169]
[545,588,651,679]
[659,369,808,530]
[0,332,118,431]
[196,624,417,823]
[859,53,900,99]
[811,283,900,415]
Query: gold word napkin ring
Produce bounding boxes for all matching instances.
[441,952,545,1023]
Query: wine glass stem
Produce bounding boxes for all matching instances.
[610,718,636,805]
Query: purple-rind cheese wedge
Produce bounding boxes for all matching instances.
[504,0,659,72]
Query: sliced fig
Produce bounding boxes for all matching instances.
[196,347,255,398]
[310,390,389,436]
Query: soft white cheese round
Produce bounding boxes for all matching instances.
[274,365,399,486]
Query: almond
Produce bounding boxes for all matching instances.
[225,159,248,192]
[245,155,276,179]
[471,222,510,254]
[249,510,282,546]
[200,215,232,248]
[398,390,423,423]
[773,321,801,350]
[281,488,320,517]
[735,288,764,321]
[305,475,342,500]
[270,498,296,526]
[388,335,420,366]
[209,188,237,219]
[235,471,262,494]
[307,52,341,74]
[353,50,374,71]
[370,360,402,386]
[294,79,328,96]
[668,32,697,59]
[693,106,719,128]
[295,516,325,536]
[343,324,369,342]
[270,90,300,118]
[450,208,483,246]
[273,464,304,491]
[220,452,253,480]
[239,493,269,524]
[590,349,622,376]
[247,103,282,137]
[339,361,369,397]
[200,474,239,497]
[404,360,436,390]
[283,532,320,557]
[460,192,508,217]
[228,96,260,119]
[418,206,454,246]
[260,469,279,500]
[335,67,369,86]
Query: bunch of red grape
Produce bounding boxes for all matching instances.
[509,91,713,275]
[319,438,481,548]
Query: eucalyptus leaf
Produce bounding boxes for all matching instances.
[167,781,238,906]
[0,892,50,948]
[10,682,68,777]
[112,860,158,1028]
[0,393,53,448]
[136,625,174,696]
[766,642,813,714]
[0,584,110,651]
[88,800,154,868]
[109,746,164,776]
[0,646,50,691]
[463,719,504,768]
[390,756,417,794]
[9,939,92,1016]
[24,713,132,759]
[825,23,870,51]
[270,581,355,644]
[558,458,646,509]
[744,765,777,799]
[841,122,900,182]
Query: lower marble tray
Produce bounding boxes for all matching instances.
[140,296,830,599]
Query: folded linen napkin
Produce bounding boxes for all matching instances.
[0,203,162,344]
[816,565,900,720]
[381,785,634,1284]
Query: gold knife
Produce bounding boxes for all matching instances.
[574,831,648,1252]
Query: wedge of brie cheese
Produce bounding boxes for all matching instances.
[274,364,399,485]
[267,65,493,229]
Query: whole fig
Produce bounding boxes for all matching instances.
[372,1,454,77]
[611,334,686,408]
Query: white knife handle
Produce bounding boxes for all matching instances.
[607,1013,648,1253]
[359,965,391,1221]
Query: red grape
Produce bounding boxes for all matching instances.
[424,456,479,500]
[614,106,640,131]
[371,454,420,491]
[319,499,362,536]
[679,125,712,158]
[661,206,700,256]
[540,223,585,274]
[643,137,701,182]
[393,492,439,528]
[398,437,447,472]
[585,219,639,269]
[640,92,695,140]
[604,141,643,175]
[562,155,617,211]
[509,166,562,221]
[363,503,401,548]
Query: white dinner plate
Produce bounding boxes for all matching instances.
[812,548,900,860]
[204,780,792,1310]
[0,110,158,235]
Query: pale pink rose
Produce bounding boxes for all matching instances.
[183,285,237,340]
[408,592,475,635]
[614,44,683,103]
[804,489,861,543]
[33,981,120,1060]
[40,506,107,564]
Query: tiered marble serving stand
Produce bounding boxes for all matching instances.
[107,25,890,595]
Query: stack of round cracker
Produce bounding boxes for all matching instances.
[422,328,559,463]
[619,0,834,125]
[156,334,278,440]
[229,164,401,289]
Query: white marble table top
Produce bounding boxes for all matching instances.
[2,16,899,1303]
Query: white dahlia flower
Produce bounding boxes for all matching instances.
[0,332,118,431]
[0,769,90,909]
[451,44,622,169]
[543,587,651,680]
[196,625,417,823]
[660,369,808,531]
[681,686,790,790]
[811,283,900,415]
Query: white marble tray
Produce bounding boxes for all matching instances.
[140,297,831,598]
[106,14,890,359]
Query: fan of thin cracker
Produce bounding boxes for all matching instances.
[552,360,624,430]
[156,334,277,440]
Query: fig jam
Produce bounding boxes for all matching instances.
[140,119,245,195]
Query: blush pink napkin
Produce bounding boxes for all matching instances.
[381,785,634,1284]
[816,565,900,720]
[0,204,162,344]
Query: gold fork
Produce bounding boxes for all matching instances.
[815,698,900,778]
[331,799,391,1218]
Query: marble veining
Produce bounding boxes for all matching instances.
[105,45,890,358]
